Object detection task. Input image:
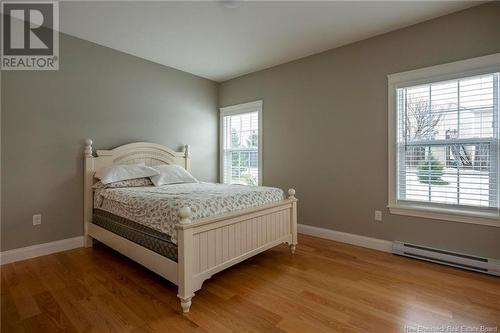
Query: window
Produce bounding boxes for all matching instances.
[220,101,262,186]
[388,54,500,226]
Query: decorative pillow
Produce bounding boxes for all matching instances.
[92,177,154,189]
[150,164,198,186]
[95,163,160,185]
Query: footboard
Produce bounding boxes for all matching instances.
[176,189,298,312]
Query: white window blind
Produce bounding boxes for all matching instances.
[396,72,499,211]
[220,101,262,186]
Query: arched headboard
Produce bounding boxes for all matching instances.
[82,139,190,246]
[89,140,190,171]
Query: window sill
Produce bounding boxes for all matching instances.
[388,204,499,228]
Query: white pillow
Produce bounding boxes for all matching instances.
[95,163,160,185]
[150,164,198,186]
[92,178,154,189]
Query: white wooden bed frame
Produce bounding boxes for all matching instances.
[83,140,298,313]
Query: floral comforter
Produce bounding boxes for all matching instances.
[94,182,284,243]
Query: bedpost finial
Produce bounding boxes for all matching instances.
[288,188,296,200]
[184,144,190,158]
[84,139,93,157]
[179,206,192,224]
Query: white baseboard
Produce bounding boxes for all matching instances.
[0,226,390,265]
[0,236,84,265]
[298,224,392,253]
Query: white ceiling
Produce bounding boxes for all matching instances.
[60,1,481,82]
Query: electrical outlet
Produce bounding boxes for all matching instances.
[374,210,382,222]
[33,214,42,226]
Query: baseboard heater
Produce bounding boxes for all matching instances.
[392,241,500,277]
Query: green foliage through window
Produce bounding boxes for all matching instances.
[416,156,449,185]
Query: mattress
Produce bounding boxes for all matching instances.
[92,209,178,262]
[93,182,284,243]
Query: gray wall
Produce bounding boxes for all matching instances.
[1,33,219,251]
[219,3,500,258]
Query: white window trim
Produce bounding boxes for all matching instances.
[219,100,263,185]
[387,53,500,227]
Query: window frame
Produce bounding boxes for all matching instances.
[219,100,263,186]
[388,53,500,227]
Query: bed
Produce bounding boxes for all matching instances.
[83,140,298,313]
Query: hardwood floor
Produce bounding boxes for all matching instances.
[2,234,499,333]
